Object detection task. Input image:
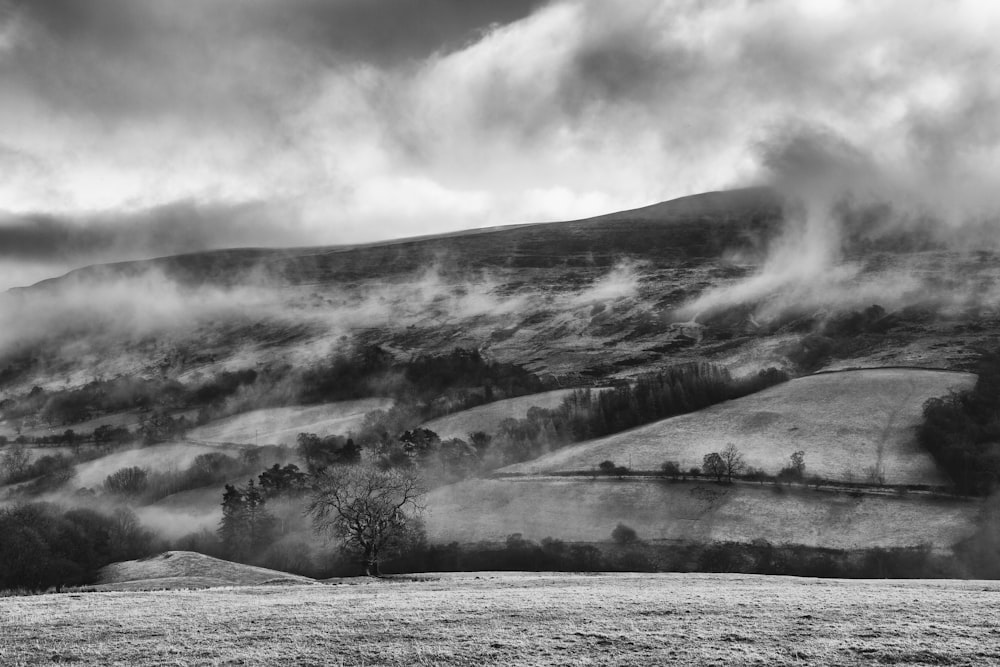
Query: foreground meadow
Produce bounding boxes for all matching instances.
[3,572,1000,666]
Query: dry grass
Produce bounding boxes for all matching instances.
[95,551,316,591]
[501,369,974,486]
[421,389,595,441]
[425,478,979,550]
[187,398,393,446]
[2,572,1000,665]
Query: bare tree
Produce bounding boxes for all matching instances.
[307,465,425,576]
[703,452,726,482]
[720,443,746,482]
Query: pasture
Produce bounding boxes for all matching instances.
[426,477,979,550]
[2,572,999,665]
[186,398,393,446]
[501,369,974,486]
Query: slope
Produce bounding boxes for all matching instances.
[421,389,590,441]
[95,551,315,591]
[500,368,974,487]
[187,398,393,446]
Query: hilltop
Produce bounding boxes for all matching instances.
[95,551,316,591]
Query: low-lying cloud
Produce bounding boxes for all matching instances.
[4,1,1000,296]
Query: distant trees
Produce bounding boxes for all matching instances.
[257,463,308,498]
[0,503,154,592]
[598,460,629,477]
[1,443,30,482]
[296,433,360,472]
[918,348,1000,495]
[719,444,746,482]
[306,465,425,576]
[104,466,149,497]
[476,363,787,469]
[661,460,681,480]
[778,450,806,482]
[218,480,275,560]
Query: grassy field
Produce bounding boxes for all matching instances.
[421,389,598,441]
[425,477,979,550]
[186,398,393,446]
[2,572,1000,665]
[501,369,974,486]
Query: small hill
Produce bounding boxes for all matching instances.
[187,398,393,446]
[425,477,978,551]
[421,389,591,441]
[500,368,974,487]
[95,551,315,591]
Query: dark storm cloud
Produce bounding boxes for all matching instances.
[0,201,304,263]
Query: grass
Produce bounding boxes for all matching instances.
[187,398,393,446]
[2,572,1000,665]
[501,369,974,486]
[421,389,595,440]
[95,551,316,591]
[71,441,223,489]
[425,477,978,550]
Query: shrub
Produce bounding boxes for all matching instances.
[661,460,681,479]
[611,523,639,545]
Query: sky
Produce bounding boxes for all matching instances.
[2,0,1000,289]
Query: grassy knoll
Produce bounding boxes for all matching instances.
[502,369,974,486]
[95,551,315,591]
[426,478,978,550]
[2,572,1000,665]
[186,398,393,446]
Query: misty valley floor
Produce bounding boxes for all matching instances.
[3,573,1000,666]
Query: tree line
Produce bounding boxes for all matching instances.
[918,349,1000,495]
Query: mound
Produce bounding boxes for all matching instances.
[425,477,977,551]
[500,369,974,487]
[96,551,315,590]
[187,398,393,446]
[422,389,592,440]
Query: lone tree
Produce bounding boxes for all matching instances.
[720,443,746,482]
[703,452,726,482]
[307,465,425,576]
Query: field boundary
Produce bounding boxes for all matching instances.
[488,471,979,502]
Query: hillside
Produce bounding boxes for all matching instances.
[95,551,315,591]
[425,477,978,551]
[500,368,974,486]
[187,398,394,446]
[421,389,592,440]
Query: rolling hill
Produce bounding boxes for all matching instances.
[499,368,974,486]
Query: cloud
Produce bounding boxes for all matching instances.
[4,0,1000,289]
